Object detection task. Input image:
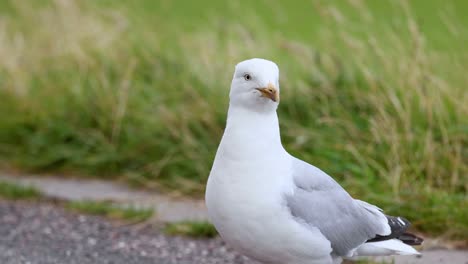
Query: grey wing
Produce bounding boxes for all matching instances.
[286,158,390,256]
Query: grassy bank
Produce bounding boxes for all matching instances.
[66,200,153,222]
[0,181,42,200]
[0,0,466,239]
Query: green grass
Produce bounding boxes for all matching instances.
[0,0,466,239]
[164,221,218,238]
[0,181,42,200]
[66,200,153,222]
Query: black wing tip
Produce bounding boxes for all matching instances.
[399,232,424,246]
[388,215,410,229]
[367,215,413,243]
[367,215,424,246]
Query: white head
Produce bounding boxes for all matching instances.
[229,58,280,113]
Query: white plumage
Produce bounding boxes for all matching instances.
[205,58,421,264]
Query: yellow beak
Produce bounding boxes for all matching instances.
[256,83,279,102]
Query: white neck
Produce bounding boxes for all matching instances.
[220,105,283,158]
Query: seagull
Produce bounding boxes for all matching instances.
[205,58,423,264]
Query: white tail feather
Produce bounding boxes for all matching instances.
[352,239,420,257]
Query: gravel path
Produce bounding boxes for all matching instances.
[1,173,466,264]
[0,200,257,264]
[1,201,467,264]
[0,173,207,223]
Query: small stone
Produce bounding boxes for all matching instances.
[117,241,126,249]
[87,237,97,246]
[78,215,87,223]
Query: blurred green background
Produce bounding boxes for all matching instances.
[0,0,466,239]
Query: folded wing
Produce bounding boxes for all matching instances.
[286,158,405,256]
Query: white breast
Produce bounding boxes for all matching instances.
[205,108,333,263]
[206,145,332,263]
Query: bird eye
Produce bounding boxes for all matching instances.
[244,74,252,81]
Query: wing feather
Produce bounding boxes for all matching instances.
[286,158,390,256]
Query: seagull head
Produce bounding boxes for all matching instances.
[229,58,280,113]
